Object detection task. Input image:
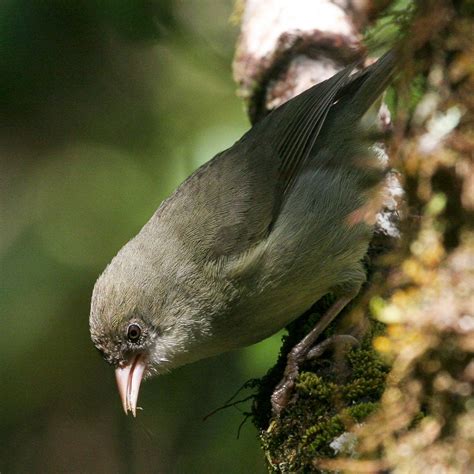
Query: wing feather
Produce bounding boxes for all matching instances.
[154,53,396,260]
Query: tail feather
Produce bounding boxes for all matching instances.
[339,49,398,122]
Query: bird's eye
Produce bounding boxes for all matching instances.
[127,323,142,343]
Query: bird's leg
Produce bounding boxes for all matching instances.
[271,291,359,416]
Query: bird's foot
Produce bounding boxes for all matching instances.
[270,292,359,417]
[271,334,359,416]
[306,334,359,360]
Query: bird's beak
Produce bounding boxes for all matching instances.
[115,354,147,417]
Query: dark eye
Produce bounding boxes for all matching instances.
[127,323,142,343]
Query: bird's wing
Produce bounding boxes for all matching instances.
[270,65,354,198]
[154,53,395,259]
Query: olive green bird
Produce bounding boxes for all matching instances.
[90,51,397,416]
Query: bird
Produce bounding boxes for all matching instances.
[89,50,397,417]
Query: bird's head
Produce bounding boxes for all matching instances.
[89,236,218,416]
[89,246,180,416]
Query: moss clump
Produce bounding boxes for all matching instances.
[253,315,390,472]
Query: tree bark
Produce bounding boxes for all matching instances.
[234,0,368,122]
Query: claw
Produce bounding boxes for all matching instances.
[306,334,359,360]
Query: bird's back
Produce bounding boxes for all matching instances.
[127,52,397,349]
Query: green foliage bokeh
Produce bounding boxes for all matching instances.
[0,2,280,472]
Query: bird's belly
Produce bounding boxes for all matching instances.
[213,282,327,350]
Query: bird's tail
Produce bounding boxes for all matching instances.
[339,49,398,123]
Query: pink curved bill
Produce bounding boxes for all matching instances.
[115,354,146,417]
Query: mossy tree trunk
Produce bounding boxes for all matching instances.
[233,1,473,472]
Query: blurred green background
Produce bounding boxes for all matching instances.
[0,1,282,472]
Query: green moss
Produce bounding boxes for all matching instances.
[253,313,390,473]
[346,401,380,422]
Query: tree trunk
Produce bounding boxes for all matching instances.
[233,0,473,472]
